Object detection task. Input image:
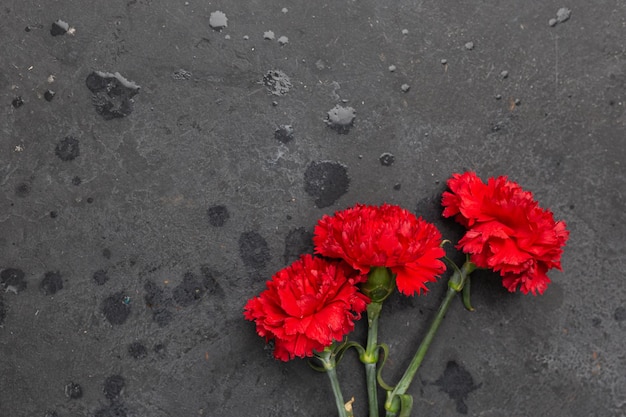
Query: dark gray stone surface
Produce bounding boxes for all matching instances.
[1,1,625,416]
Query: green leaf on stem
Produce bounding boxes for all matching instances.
[462,276,475,311]
[376,343,395,391]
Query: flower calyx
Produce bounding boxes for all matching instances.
[360,266,395,303]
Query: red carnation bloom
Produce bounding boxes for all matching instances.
[244,255,369,361]
[313,204,446,296]
[442,171,569,295]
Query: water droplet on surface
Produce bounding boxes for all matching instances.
[401,84,410,93]
[464,41,474,50]
[274,125,294,143]
[261,70,292,96]
[304,161,350,208]
[12,96,24,108]
[102,291,131,325]
[379,153,395,166]
[401,29,409,35]
[128,341,148,359]
[103,375,125,400]
[263,30,275,40]
[209,11,228,30]
[388,65,396,72]
[281,7,288,13]
[434,361,481,415]
[277,35,289,45]
[44,89,56,101]
[325,105,356,134]
[93,269,109,285]
[50,20,69,36]
[15,182,31,197]
[207,205,229,227]
[500,70,509,79]
[1,268,27,293]
[238,231,270,271]
[55,136,79,161]
[64,382,83,399]
[441,59,448,65]
[40,271,63,295]
[172,69,192,80]
[86,71,140,119]
[284,228,314,264]
[556,8,571,23]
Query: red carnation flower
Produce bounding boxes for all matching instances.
[442,171,569,295]
[244,255,369,361]
[313,204,446,296]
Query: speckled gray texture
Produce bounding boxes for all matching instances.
[1,1,625,416]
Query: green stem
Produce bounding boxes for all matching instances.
[384,261,475,416]
[362,301,383,417]
[317,349,349,417]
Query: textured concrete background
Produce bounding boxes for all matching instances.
[1,1,625,416]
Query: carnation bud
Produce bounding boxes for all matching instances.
[360,267,395,302]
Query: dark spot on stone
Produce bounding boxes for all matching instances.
[102,291,131,325]
[379,152,395,166]
[93,269,109,285]
[1,268,27,293]
[87,197,94,204]
[72,176,82,186]
[128,341,148,359]
[144,280,168,308]
[238,231,270,270]
[40,271,63,295]
[44,90,56,101]
[144,280,173,326]
[103,374,125,400]
[50,211,58,218]
[393,183,401,190]
[591,317,602,327]
[55,136,80,161]
[152,308,173,327]
[274,125,294,143]
[12,96,24,108]
[304,161,350,208]
[50,20,68,36]
[64,382,83,399]
[44,411,59,417]
[0,294,6,326]
[15,182,31,197]
[614,306,626,322]
[102,248,112,259]
[283,227,314,264]
[207,205,229,227]
[154,343,166,356]
[434,361,481,415]
[172,272,205,307]
[86,71,140,120]
[94,403,128,417]
[200,266,225,297]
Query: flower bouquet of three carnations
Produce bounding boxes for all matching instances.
[244,171,569,417]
